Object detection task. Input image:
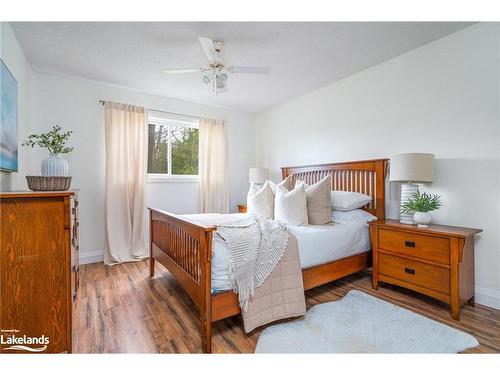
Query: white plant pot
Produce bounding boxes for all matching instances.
[413,212,432,228]
[41,154,69,176]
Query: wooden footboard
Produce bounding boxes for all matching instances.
[148,208,215,353]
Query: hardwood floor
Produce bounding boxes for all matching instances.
[74,260,500,353]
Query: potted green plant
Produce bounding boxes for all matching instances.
[401,191,443,227]
[22,125,73,176]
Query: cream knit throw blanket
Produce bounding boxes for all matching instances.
[188,214,289,310]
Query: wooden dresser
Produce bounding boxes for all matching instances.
[370,219,481,320]
[0,191,79,353]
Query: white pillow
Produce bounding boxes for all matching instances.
[331,209,377,224]
[296,175,332,225]
[247,181,274,219]
[331,190,372,211]
[274,182,308,226]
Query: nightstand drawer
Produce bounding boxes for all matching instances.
[378,253,450,295]
[378,228,450,265]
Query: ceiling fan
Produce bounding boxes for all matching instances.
[162,37,271,95]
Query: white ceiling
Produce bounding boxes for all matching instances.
[11,22,473,113]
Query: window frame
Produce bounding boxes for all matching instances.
[147,113,200,182]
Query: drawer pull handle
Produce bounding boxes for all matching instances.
[404,267,415,275]
[405,240,415,248]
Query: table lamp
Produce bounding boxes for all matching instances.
[390,153,434,224]
[249,168,269,186]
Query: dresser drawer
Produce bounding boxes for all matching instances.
[378,253,450,295]
[378,228,450,265]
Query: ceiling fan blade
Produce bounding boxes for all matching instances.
[162,68,204,74]
[227,66,270,75]
[198,37,218,63]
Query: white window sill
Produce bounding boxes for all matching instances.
[147,174,199,183]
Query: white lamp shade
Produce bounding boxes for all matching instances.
[390,153,434,182]
[249,168,269,184]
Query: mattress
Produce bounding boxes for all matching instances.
[211,217,371,292]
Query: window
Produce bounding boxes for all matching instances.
[147,114,199,178]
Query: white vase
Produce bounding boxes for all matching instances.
[413,212,432,228]
[41,154,69,176]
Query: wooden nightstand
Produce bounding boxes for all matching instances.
[237,204,247,213]
[369,219,482,320]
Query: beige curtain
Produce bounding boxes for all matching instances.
[104,102,148,265]
[198,118,229,213]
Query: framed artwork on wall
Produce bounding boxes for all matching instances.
[0,58,18,172]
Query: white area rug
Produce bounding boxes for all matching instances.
[255,290,479,353]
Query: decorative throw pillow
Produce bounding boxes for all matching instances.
[297,175,332,225]
[274,181,309,226]
[331,190,372,211]
[268,174,294,195]
[247,181,274,219]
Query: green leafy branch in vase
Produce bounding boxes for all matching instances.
[401,191,443,213]
[22,125,74,154]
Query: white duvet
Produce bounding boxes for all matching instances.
[209,214,371,291]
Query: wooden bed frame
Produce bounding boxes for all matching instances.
[148,158,388,353]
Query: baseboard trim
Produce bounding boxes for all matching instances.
[79,250,104,265]
[476,286,500,311]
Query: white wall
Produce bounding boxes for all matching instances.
[0,23,35,191]
[31,73,255,264]
[255,23,500,308]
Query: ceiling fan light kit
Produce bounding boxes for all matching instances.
[162,37,270,95]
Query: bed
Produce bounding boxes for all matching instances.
[201,216,372,292]
[148,158,388,353]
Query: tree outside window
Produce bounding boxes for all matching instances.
[147,119,199,176]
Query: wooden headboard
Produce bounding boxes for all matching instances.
[281,158,389,220]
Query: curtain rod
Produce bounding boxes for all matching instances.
[99,100,201,119]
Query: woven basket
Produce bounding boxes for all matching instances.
[26,176,72,191]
